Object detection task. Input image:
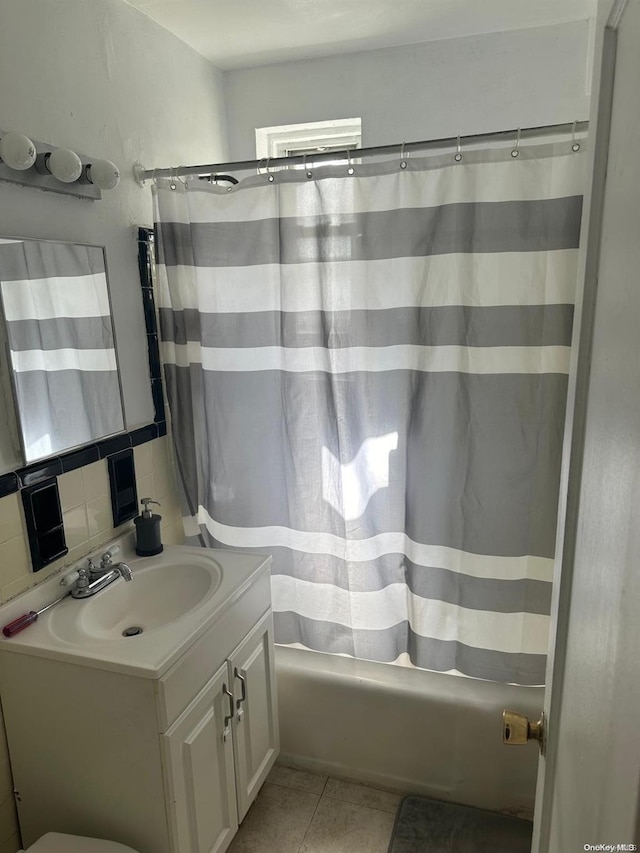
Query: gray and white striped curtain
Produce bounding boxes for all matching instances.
[0,239,124,461]
[154,143,584,686]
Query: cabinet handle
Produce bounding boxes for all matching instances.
[222,684,234,728]
[234,668,247,720]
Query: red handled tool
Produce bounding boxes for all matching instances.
[2,591,70,637]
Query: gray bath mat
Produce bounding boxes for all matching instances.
[388,795,532,852]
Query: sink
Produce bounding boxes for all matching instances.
[49,555,221,643]
[0,540,271,677]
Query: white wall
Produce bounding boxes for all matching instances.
[223,21,591,160]
[0,6,213,844]
[0,0,228,470]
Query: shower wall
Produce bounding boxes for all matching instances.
[223,21,591,160]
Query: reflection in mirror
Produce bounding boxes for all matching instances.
[0,312,22,468]
[0,237,125,464]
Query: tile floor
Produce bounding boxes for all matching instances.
[227,764,402,853]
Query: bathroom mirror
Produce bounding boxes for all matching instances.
[0,236,125,464]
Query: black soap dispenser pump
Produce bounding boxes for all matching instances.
[134,497,163,556]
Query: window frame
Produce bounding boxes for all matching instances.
[255,118,362,168]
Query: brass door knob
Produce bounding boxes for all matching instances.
[502,709,545,754]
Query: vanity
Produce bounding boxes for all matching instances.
[0,537,279,853]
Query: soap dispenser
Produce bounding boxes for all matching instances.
[134,498,163,556]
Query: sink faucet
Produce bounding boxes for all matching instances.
[61,546,133,599]
[114,563,133,581]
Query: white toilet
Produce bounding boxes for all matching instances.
[19,833,140,852]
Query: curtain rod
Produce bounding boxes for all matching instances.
[135,121,589,183]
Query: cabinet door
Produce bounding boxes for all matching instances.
[229,610,280,822]
[162,662,238,853]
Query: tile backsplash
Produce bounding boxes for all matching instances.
[0,434,184,850]
[0,436,184,603]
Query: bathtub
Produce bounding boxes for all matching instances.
[275,645,541,818]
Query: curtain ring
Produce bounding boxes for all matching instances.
[266,157,275,182]
[347,149,355,175]
[571,120,581,152]
[303,152,313,179]
[400,142,408,170]
[454,135,463,163]
[170,167,177,190]
[257,158,266,175]
[511,128,521,158]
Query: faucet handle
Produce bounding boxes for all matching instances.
[60,562,93,587]
[76,566,90,589]
[60,569,80,587]
[100,545,120,568]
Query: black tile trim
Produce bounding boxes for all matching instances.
[0,473,19,498]
[19,458,63,488]
[147,333,161,379]
[1,421,165,503]
[107,448,139,527]
[130,423,158,446]
[141,288,156,332]
[138,226,154,295]
[151,378,165,423]
[97,433,132,459]
[21,479,68,571]
[60,445,100,473]
[138,226,166,428]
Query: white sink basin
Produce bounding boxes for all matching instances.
[0,539,271,678]
[49,556,221,643]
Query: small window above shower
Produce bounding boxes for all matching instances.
[255,118,362,170]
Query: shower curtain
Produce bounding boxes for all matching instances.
[154,142,584,686]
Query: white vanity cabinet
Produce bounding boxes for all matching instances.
[163,661,239,853]
[228,615,279,821]
[0,550,279,853]
[162,611,279,852]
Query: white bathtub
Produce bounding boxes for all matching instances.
[275,645,541,818]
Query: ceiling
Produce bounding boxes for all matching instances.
[124,0,594,70]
